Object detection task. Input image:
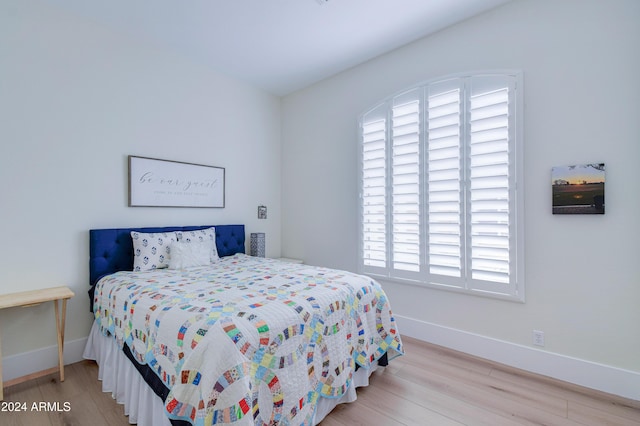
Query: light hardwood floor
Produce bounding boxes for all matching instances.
[3,336,639,425]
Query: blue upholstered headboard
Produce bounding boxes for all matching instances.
[89,224,245,288]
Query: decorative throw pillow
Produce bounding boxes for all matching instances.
[131,231,177,271]
[176,227,219,262]
[168,240,213,269]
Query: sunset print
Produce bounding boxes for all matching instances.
[552,163,605,214]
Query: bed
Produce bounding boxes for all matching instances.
[83,224,403,425]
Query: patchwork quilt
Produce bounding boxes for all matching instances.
[93,254,403,425]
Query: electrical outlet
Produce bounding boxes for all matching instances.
[532,330,545,347]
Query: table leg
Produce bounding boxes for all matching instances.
[54,298,68,382]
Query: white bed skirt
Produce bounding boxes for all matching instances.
[83,321,378,425]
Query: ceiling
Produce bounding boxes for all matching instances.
[50,0,512,96]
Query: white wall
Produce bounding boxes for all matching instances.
[0,0,281,363]
[282,0,640,397]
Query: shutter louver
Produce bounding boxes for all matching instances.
[469,87,510,284]
[362,117,387,268]
[392,97,421,273]
[427,88,462,277]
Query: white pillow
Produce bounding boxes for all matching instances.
[131,231,177,271]
[176,227,219,262]
[168,240,213,269]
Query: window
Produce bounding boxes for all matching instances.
[359,72,524,301]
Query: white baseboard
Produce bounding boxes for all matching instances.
[2,337,87,382]
[395,315,640,401]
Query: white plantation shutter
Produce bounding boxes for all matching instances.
[427,82,462,279]
[468,80,511,286]
[391,90,421,275]
[358,71,523,301]
[361,106,388,271]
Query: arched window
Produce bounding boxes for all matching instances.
[359,71,524,301]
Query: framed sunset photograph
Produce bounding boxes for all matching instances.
[552,163,605,214]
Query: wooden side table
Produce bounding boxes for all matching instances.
[0,286,74,400]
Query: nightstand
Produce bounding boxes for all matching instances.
[0,286,74,400]
[277,257,303,264]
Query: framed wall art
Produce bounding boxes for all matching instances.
[551,163,605,214]
[128,156,225,208]
[258,205,267,219]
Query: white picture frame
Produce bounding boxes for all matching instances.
[128,156,225,208]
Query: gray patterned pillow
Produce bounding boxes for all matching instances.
[131,231,177,271]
